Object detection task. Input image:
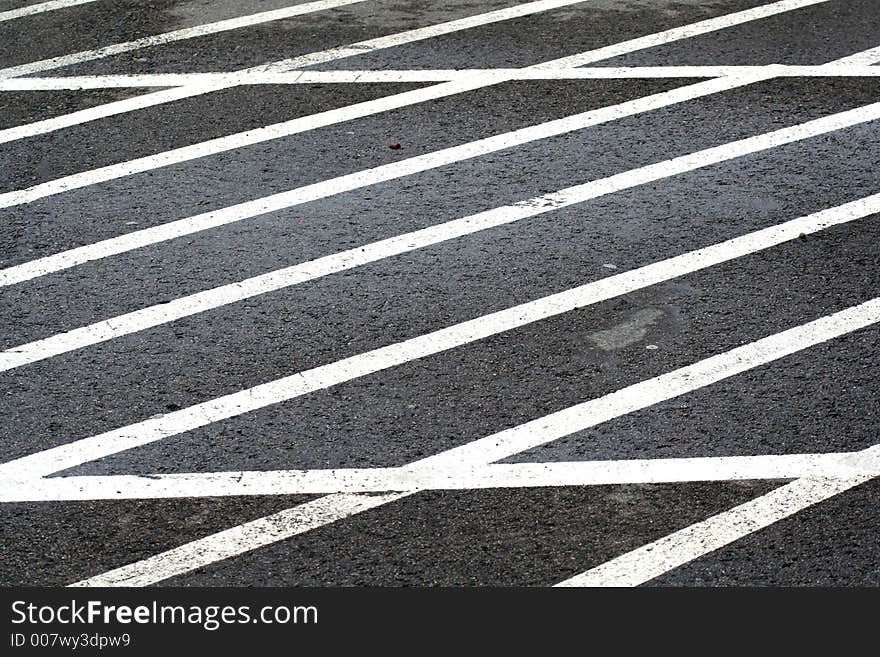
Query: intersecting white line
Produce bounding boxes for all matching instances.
[5,57,880,289]
[0,0,832,151]
[6,65,880,89]
[66,298,880,586]
[0,0,373,80]
[0,74,775,263]
[0,0,596,144]
[0,0,100,22]
[2,159,879,479]
[3,44,876,285]
[554,466,880,587]
[10,450,880,502]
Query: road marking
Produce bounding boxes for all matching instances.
[0,0,373,80]
[256,0,595,72]
[554,467,879,587]
[8,450,880,501]
[833,45,880,65]
[0,84,229,146]
[66,299,880,585]
[2,181,878,478]
[409,304,880,470]
[3,152,879,371]
[7,65,880,90]
[0,74,764,274]
[3,29,875,249]
[0,0,832,148]
[9,68,880,288]
[0,74,498,171]
[0,0,599,144]
[0,0,100,23]
[532,0,831,69]
[68,492,412,587]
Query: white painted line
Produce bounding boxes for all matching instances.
[554,470,878,587]
[833,46,880,65]
[0,88,204,144]
[69,492,411,587]
[10,71,880,288]
[0,0,596,143]
[8,468,409,501]
[0,74,766,275]
[7,65,880,90]
[3,167,878,372]
[0,73,300,91]
[0,0,372,80]
[66,299,880,586]
[0,0,100,22]
[535,0,831,68]
[4,27,876,225]
[259,0,595,73]
[9,450,880,501]
[0,74,495,172]
[0,0,833,148]
[0,84,237,147]
[0,84,225,146]
[3,190,879,479]
[0,78,816,359]
[407,301,880,470]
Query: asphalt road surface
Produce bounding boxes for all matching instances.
[0,0,878,587]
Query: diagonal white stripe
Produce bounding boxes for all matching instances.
[67,492,411,587]
[833,45,880,65]
[554,470,878,587]
[0,0,100,23]
[0,74,766,265]
[533,0,834,69]
[2,167,879,372]
[2,177,878,479]
[3,43,877,287]
[67,299,880,586]
[0,0,372,80]
[6,64,880,288]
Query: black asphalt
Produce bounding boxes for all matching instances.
[0,0,878,587]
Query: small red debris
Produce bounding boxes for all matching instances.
[389,142,401,150]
